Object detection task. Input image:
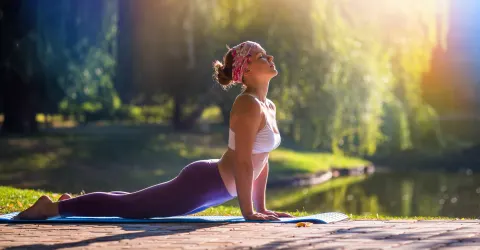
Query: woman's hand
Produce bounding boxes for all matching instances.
[243,212,280,221]
[258,209,295,218]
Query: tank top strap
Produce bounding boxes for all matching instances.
[239,93,269,106]
[239,92,259,100]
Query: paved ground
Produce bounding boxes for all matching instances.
[0,220,479,250]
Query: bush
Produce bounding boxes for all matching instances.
[114,105,144,122]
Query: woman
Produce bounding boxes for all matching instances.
[15,41,293,221]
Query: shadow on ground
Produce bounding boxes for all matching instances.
[3,223,221,250]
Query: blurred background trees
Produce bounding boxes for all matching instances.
[2,0,478,158]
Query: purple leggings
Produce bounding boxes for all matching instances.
[58,160,234,218]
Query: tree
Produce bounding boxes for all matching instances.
[33,0,119,123]
[0,0,43,134]
[115,0,134,103]
[262,0,449,155]
[126,0,223,130]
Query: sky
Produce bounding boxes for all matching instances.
[449,0,480,64]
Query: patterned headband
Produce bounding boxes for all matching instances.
[231,41,262,84]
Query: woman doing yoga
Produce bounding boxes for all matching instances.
[15,41,293,221]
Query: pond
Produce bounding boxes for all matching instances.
[266,171,480,218]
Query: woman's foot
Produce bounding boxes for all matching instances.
[14,195,59,220]
[58,193,72,201]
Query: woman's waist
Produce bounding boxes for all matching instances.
[220,149,269,167]
[218,150,269,184]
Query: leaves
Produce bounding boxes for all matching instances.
[296,222,313,227]
[261,0,449,155]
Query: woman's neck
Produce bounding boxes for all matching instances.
[243,84,269,103]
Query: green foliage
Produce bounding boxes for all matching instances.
[32,0,450,154]
[200,0,450,155]
[200,106,223,123]
[250,0,449,155]
[58,16,119,118]
[113,105,172,123]
[34,0,120,119]
[115,105,143,121]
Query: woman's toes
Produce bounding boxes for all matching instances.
[38,195,53,203]
[58,193,72,201]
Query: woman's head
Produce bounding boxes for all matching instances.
[213,41,277,90]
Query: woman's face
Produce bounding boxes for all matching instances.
[244,46,277,80]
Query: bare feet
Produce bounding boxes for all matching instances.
[14,195,59,220]
[58,193,72,201]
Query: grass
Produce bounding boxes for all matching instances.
[1,186,475,220]
[349,214,476,220]
[268,149,369,180]
[0,186,66,214]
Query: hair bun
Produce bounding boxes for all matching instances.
[212,53,234,90]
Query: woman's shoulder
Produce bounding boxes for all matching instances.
[230,95,263,132]
[231,94,262,116]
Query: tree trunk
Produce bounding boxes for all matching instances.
[0,0,39,135]
[220,103,230,126]
[172,93,211,131]
[115,0,134,103]
[1,69,38,134]
[182,105,207,129]
[172,94,185,130]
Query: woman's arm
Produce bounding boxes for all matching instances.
[253,161,294,218]
[230,95,278,221]
[253,161,269,212]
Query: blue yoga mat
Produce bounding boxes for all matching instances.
[0,212,348,224]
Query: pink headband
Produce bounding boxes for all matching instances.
[231,41,262,84]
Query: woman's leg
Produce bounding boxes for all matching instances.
[58,191,128,202]
[15,160,234,219]
[56,191,128,203]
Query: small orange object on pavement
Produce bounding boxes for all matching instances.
[296,222,313,227]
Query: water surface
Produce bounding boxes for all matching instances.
[267,171,480,218]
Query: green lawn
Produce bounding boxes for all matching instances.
[268,149,369,180]
[0,186,66,214]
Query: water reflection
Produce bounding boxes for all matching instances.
[267,171,480,218]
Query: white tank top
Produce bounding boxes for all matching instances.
[228,94,282,154]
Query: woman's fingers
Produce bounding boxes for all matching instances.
[276,212,294,218]
[244,212,281,221]
[261,212,279,220]
[262,210,294,218]
[267,214,280,221]
[263,211,276,216]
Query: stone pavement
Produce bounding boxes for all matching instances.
[0,220,479,250]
